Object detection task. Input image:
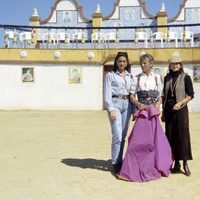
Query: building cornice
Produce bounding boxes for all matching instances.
[168,0,187,23]
[40,0,91,25]
[103,0,155,20]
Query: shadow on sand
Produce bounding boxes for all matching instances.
[61,158,112,172]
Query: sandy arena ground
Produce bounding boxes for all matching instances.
[0,111,199,200]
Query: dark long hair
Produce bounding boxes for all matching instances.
[113,52,131,72]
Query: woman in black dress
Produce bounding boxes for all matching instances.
[162,53,194,176]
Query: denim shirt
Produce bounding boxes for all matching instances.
[104,70,134,112]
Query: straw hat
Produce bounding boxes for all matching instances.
[169,52,182,63]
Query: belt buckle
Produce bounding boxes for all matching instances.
[146,97,151,101]
[119,95,123,100]
[146,97,157,103]
[124,96,128,100]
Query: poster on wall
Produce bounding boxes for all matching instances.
[152,66,164,79]
[22,67,34,82]
[152,66,163,76]
[193,65,200,82]
[68,67,82,84]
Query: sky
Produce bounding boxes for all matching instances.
[0,0,185,25]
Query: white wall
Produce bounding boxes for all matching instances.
[174,0,200,21]
[185,0,200,7]
[0,64,103,110]
[0,63,199,111]
[119,0,140,7]
[56,0,76,11]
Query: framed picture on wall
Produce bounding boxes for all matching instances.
[152,66,163,77]
[22,67,34,82]
[68,67,82,84]
[193,65,200,82]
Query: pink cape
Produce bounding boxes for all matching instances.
[118,105,173,182]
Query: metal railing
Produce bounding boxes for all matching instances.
[0,23,200,49]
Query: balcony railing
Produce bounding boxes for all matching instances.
[0,23,200,49]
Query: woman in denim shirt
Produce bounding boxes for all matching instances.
[104,52,135,174]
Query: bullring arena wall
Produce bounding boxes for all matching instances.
[0,48,199,111]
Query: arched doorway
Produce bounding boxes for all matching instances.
[103,65,114,110]
[102,54,115,110]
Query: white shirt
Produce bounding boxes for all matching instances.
[132,72,163,97]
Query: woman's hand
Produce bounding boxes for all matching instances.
[161,112,165,122]
[173,101,183,110]
[137,103,147,110]
[110,111,116,121]
[155,102,161,111]
[130,95,146,111]
[155,97,162,111]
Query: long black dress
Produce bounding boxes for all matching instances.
[163,70,194,161]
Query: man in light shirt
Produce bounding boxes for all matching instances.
[117,53,172,182]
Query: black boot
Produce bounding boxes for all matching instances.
[112,161,122,174]
[183,161,191,176]
[171,160,181,173]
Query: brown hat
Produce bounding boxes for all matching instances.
[169,52,182,63]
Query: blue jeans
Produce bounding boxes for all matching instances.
[108,98,133,164]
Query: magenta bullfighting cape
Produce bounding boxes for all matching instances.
[118,105,173,182]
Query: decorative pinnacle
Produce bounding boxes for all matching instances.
[95,4,101,13]
[32,8,39,17]
[160,3,166,12]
